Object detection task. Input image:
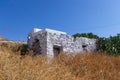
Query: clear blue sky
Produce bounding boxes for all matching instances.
[0,0,120,41]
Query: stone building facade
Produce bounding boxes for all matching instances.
[27,28,97,57]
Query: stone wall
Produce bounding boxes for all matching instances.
[46,31,96,57]
[28,28,97,57]
[28,29,47,56]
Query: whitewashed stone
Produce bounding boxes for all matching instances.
[27,28,97,57]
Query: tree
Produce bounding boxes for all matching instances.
[73,33,99,39]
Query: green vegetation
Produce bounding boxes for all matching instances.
[73,32,99,39]
[97,34,120,55]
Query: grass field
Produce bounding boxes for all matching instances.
[0,41,120,80]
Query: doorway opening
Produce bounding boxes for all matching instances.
[82,43,88,51]
[32,39,41,55]
[53,45,62,57]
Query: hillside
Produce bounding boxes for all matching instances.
[0,38,6,41]
[0,40,120,80]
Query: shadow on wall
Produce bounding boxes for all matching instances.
[32,39,41,55]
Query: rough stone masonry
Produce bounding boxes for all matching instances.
[27,28,97,57]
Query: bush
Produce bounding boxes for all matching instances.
[73,33,99,39]
[97,34,120,55]
[18,44,28,55]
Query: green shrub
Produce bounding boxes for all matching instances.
[73,32,99,39]
[97,34,120,55]
[18,44,28,55]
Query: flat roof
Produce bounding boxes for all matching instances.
[44,28,67,34]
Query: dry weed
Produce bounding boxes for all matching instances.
[0,43,120,80]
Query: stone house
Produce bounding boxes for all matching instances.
[27,28,97,57]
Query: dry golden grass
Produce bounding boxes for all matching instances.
[0,38,5,41]
[0,42,120,80]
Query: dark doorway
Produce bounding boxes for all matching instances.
[32,39,41,55]
[82,44,88,51]
[53,45,62,57]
